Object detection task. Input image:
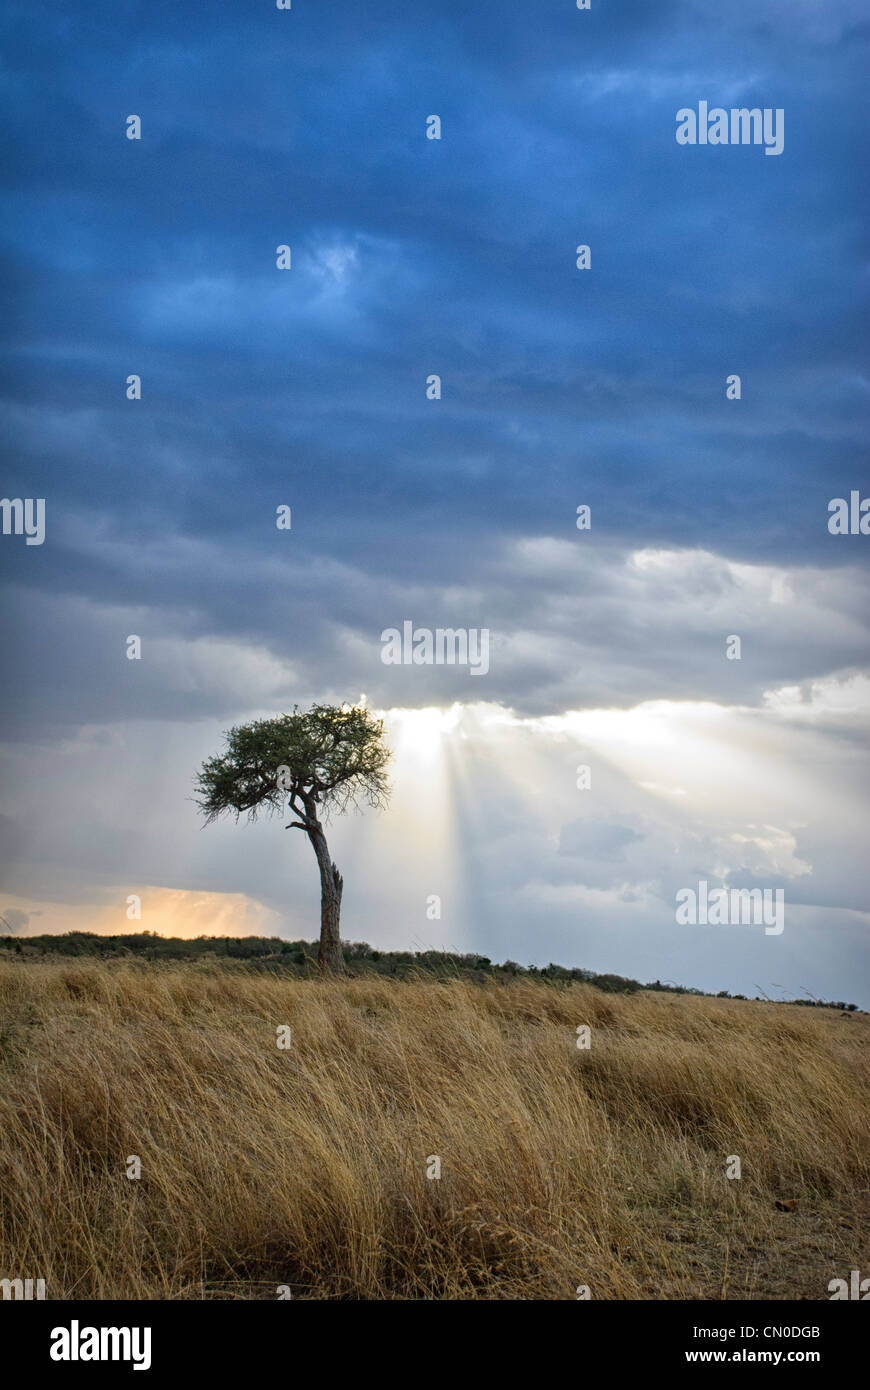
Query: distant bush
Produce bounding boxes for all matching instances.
[0,933,859,1010]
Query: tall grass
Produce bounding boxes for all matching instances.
[0,957,866,1299]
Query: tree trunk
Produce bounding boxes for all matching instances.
[308,824,345,974]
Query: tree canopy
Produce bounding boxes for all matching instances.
[194,703,391,825]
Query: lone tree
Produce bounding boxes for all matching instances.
[195,703,390,973]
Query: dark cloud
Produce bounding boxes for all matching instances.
[0,906,31,933]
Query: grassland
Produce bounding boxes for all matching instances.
[0,955,866,1299]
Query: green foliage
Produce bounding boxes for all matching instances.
[194,703,391,824]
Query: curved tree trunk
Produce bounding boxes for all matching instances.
[308,824,345,974]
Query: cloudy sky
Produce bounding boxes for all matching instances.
[1,1,868,1004]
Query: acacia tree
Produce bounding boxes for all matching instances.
[195,704,390,973]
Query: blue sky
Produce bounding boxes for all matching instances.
[1,0,868,1003]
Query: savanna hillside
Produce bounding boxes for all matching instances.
[0,954,867,1300]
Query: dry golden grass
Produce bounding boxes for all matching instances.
[0,956,867,1299]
